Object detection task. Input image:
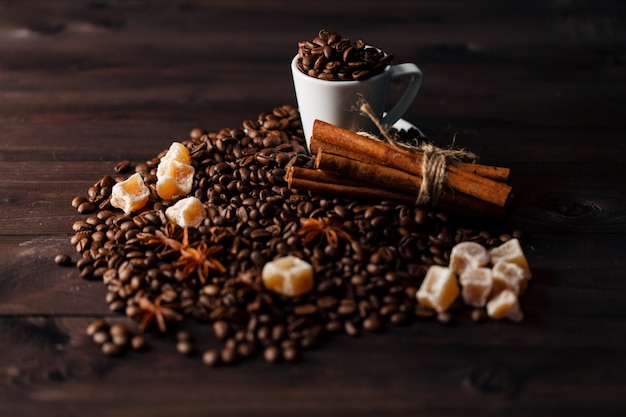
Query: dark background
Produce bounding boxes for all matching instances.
[1,1,625,416]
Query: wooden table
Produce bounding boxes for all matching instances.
[1,1,625,416]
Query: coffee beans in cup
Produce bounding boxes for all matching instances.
[296,29,394,81]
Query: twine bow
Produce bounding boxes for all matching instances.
[358,102,476,207]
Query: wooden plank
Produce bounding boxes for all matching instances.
[1,48,624,130]
[0,236,108,315]
[0,316,625,417]
[0,2,622,134]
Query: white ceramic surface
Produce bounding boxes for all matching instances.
[393,118,419,132]
[291,55,422,150]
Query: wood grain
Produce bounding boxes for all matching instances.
[1,1,625,416]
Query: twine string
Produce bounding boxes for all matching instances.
[358,101,476,206]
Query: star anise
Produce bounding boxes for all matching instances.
[133,295,183,333]
[141,226,226,283]
[297,217,353,248]
[138,223,181,255]
[171,229,226,283]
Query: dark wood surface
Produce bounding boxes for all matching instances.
[1,1,626,416]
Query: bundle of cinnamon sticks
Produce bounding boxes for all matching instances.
[286,120,513,217]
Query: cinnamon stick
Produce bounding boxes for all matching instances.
[309,122,510,182]
[311,135,509,183]
[313,149,505,217]
[285,166,415,204]
[314,149,419,194]
[310,120,512,207]
[391,142,510,183]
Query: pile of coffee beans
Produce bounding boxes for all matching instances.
[86,319,149,356]
[296,29,394,81]
[62,104,520,366]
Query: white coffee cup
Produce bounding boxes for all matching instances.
[291,54,422,150]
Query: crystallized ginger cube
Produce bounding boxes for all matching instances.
[486,289,523,322]
[459,267,493,307]
[449,241,490,276]
[110,173,150,214]
[157,142,191,173]
[261,255,314,297]
[416,266,460,313]
[156,159,195,200]
[492,260,527,296]
[489,238,531,279]
[165,196,207,228]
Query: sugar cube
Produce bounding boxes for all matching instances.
[416,266,460,313]
[165,196,207,228]
[110,173,150,214]
[490,238,531,279]
[261,255,314,297]
[492,260,527,296]
[459,267,493,307]
[486,289,524,322]
[156,159,195,200]
[449,241,490,275]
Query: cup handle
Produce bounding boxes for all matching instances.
[381,63,423,126]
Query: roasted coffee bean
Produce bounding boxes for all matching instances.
[112,332,130,348]
[220,347,237,365]
[114,160,131,173]
[85,216,100,227]
[213,320,230,340]
[498,233,513,242]
[363,314,386,333]
[79,265,94,279]
[77,201,96,214]
[256,325,271,345]
[177,340,195,356]
[74,236,90,253]
[54,253,72,266]
[134,163,148,174]
[293,304,317,316]
[189,128,204,140]
[344,320,360,337]
[471,308,487,323]
[108,300,126,312]
[338,299,357,316]
[233,341,251,358]
[102,341,123,356]
[437,311,454,325]
[282,346,301,363]
[86,319,108,337]
[131,335,149,351]
[109,324,128,336]
[72,195,86,209]
[326,320,343,333]
[390,312,409,326]
[263,345,281,364]
[379,304,398,317]
[317,296,338,310]
[176,330,194,342]
[203,349,220,367]
[72,220,90,233]
[270,324,286,342]
[92,330,110,345]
